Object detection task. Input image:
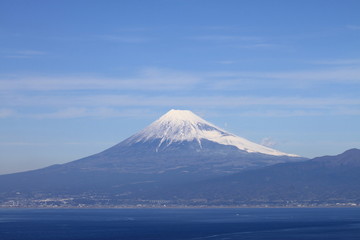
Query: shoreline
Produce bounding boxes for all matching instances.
[1,205,360,209]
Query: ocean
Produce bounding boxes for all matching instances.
[1,208,360,240]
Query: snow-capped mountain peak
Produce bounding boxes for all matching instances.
[125,109,298,157]
[157,109,210,125]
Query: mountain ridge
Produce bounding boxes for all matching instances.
[0,109,319,207]
[160,148,360,205]
[1,148,358,207]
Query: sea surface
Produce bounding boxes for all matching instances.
[1,208,360,240]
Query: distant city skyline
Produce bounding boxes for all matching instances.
[1,0,360,174]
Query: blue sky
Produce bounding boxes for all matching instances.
[1,0,360,174]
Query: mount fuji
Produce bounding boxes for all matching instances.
[0,109,305,207]
[63,109,301,174]
[126,109,296,156]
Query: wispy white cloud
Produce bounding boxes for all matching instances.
[0,141,112,146]
[16,50,46,55]
[4,50,46,59]
[231,43,282,49]
[33,107,154,119]
[0,142,49,146]
[36,107,88,119]
[114,27,157,32]
[231,109,327,117]
[346,25,360,30]
[96,35,151,43]
[215,60,235,65]
[261,137,278,147]
[189,35,263,41]
[0,108,16,118]
[188,34,286,50]
[206,68,360,85]
[1,67,359,118]
[0,68,200,91]
[21,104,360,119]
[310,59,360,66]
[2,95,360,107]
[188,35,281,49]
[1,67,360,92]
[266,68,360,83]
[1,94,359,118]
[6,56,32,59]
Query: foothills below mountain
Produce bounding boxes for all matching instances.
[0,110,359,207]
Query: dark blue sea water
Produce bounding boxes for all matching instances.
[1,208,360,240]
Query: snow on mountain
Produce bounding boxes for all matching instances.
[125,109,298,157]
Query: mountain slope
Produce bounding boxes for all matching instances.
[163,149,360,205]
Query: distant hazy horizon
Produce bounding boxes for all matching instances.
[1,0,360,174]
